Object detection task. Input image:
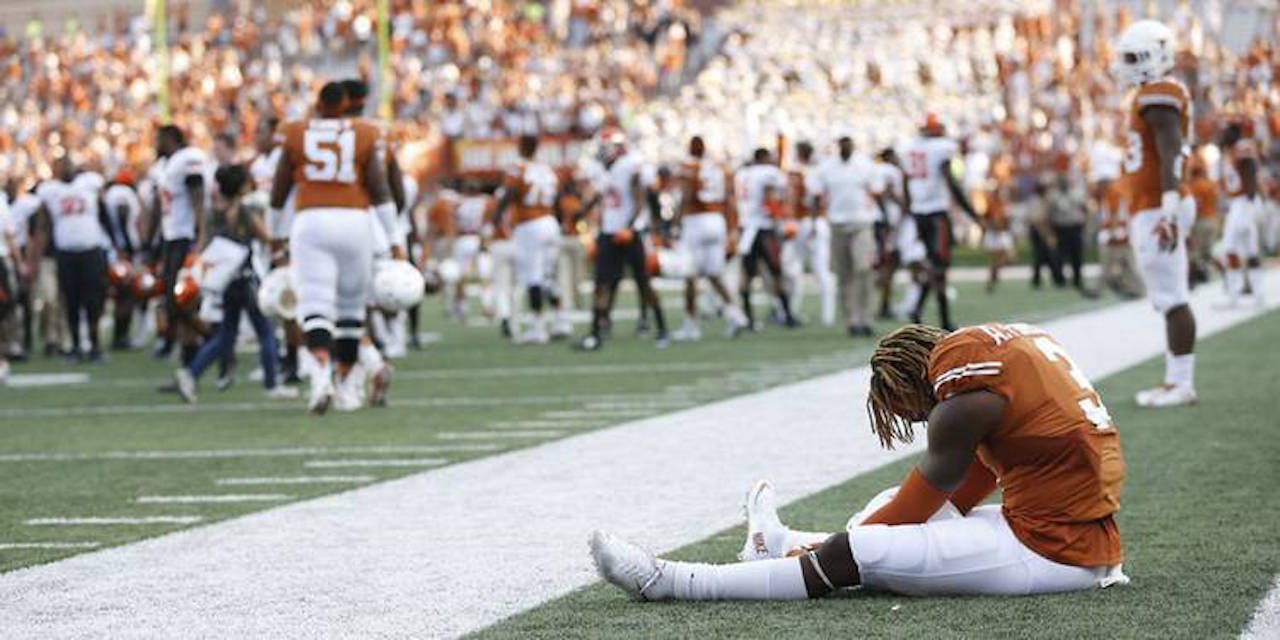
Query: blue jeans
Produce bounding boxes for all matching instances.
[188,276,278,389]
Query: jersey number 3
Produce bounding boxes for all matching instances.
[304,128,357,183]
[1033,336,1115,431]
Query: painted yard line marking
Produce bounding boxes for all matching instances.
[3,373,90,388]
[1241,574,1280,639]
[303,459,449,469]
[136,495,293,505]
[0,276,1274,639]
[541,409,653,420]
[0,542,101,550]
[582,399,698,410]
[436,430,564,440]
[0,444,499,464]
[487,420,595,430]
[25,516,203,526]
[216,476,376,486]
[0,392,693,419]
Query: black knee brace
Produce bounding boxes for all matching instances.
[334,318,363,365]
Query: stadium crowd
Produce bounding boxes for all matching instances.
[0,0,1277,400]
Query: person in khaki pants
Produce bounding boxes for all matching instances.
[817,136,884,337]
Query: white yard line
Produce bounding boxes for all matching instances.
[302,458,448,469]
[0,542,101,550]
[486,420,596,429]
[436,430,564,440]
[25,516,203,526]
[136,495,292,504]
[0,444,499,464]
[2,373,89,388]
[216,476,375,486]
[0,277,1275,639]
[1242,575,1280,639]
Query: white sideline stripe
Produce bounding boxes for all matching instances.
[1241,574,1280,639]
[303,459,448,469]
[0,392,681,419]
[0,542,101,550]
[487,420,594,429]
[136,495,292,505]
[3,373,89,388]
[436,430,563,440]
[0,444,498,464]
[216,476,375,486]
[0,275,1275,639]
[25,516,203,526]
[541,409,653,419]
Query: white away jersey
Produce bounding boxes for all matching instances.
[249,147,281,194]
[875,161,906,225]
[455,195,489,234]
[35,176,108,251]
[902,136,959,214]
[735,163,787,229]
[8,193,40,248]
[816,154,882,225]
[104,184,143,250]
[157,146,213,241]
[600,153,649,234]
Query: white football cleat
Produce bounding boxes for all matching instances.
[673,320,701,342]
[265,385,300,400]
[173,368,197,404]
[589,530,666,601]
[739,480,784,561]
[520,326,550,345]
[550,315,573,339]
[1134,383,1173,407]
[307,367,334,415]
[332,370,364,412]
[1143,384,1197,408]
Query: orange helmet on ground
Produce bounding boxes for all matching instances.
[172,270,201,311]
[107,260,136,288]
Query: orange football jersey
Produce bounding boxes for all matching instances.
[1121,79,1191,214]
[1187,175,1218,219]
[929,323,1126,568]
[787,169,814,218]
[279,117,382,212]
[1100,180,1130,244]
[503,161,556,224]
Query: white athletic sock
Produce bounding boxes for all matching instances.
[1165,353,1195,389]
[358,342,383,370]
[769,528,833,558]
[817,271,836,327]
[1248,267,1264,305]
[1225,269,1244,302]
[898,282,922,317]
[653,557,809,601]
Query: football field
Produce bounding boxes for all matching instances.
[1,277,1277,638]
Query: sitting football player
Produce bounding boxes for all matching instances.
[592,322,1129,600]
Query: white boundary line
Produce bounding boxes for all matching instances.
[303,459,448,469]
[0,444,499,464]
[1241,574,1280,639]
[136,495,292,505]
[0,276,1275,639]
[216,476,375,486]
[0,542,101,550]
[436,430,563,440]
[25,516,203,526]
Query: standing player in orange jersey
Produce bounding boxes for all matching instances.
[269,82,405,415]
[1113,20,1199,408]
[591,322,1128,600]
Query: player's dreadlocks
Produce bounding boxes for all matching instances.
[867,324,949,449]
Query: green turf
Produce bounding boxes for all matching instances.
[0,281,1108,573]
[474,309,1280,640]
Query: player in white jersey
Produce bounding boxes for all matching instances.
[30,157,111,361]
[735,147,798,330]
[103,170,144,350]
[578,127,668,351]
[142,125,213,364]
[0,188,28,377]
[816,137,886,337]
[900,114,980,330]
[871,149,920,320]
[8,186,52,356]
[674,135,747,341]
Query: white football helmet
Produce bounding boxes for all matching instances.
[1112,20,1175,87]
[372,260,426,312]
[258,267,297,320]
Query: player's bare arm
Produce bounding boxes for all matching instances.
[269,147,294,211]
[941,159,980,224]
[362,144,404,261]
[187,175,206,253]
[1143,104,1184,252]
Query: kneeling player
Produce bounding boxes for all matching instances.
[592,322,1128,600]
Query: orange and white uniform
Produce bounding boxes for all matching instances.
[1219,138,1262,263]
[679,157,730,277]
[1120,78,1193,313]
[846,323,1128,596]
[504,160,560,289]
[279,117,393,327]
[782,163,834,325]
[1098,179,1130,247]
